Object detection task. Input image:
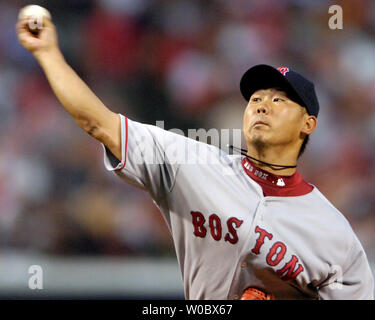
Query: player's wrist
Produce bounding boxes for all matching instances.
[35,46,64,67]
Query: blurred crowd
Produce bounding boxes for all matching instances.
[0,0,374,266]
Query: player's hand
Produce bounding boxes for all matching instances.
[16,18,59,59]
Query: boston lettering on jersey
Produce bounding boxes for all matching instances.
[252,225,304,280]
[190,213,304,281]
[191,211,243,244]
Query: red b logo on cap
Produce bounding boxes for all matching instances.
[277,66,289,76]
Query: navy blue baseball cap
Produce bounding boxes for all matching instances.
[240,64,319,117]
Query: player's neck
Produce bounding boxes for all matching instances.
[246,144,298,176]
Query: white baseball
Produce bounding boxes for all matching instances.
[18,5,52,33]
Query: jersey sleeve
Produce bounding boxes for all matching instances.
[102,114,220,202]
[317,235,374,300]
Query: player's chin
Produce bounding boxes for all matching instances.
[246,133,270,147]
[248,127,272,140]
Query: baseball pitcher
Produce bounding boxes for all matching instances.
[17,15,374,300]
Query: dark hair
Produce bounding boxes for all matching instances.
[298,135,309,158]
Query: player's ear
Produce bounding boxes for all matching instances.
[301,114,317,135]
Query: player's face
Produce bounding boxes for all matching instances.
[243,88,309,150]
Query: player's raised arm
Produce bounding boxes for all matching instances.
[16,16,122,161]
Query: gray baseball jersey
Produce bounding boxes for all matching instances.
[102,114,374,300]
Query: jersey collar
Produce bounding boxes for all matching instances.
[241,157,313,197]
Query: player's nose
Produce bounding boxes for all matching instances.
[256,104,269,114]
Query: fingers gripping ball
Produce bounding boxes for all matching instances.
[18,5,51,35]
[241,287,274,300]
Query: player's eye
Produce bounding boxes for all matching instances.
[273,97,285,102]
[251,97,261,102]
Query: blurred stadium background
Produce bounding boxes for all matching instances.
[0,0,374,299]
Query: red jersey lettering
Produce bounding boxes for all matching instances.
[266,242,287,266]
[191,211,207,238]
[224,217,243,244]
[251,226,273,255]
[277,255,304,280]
[209,214,222,241]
